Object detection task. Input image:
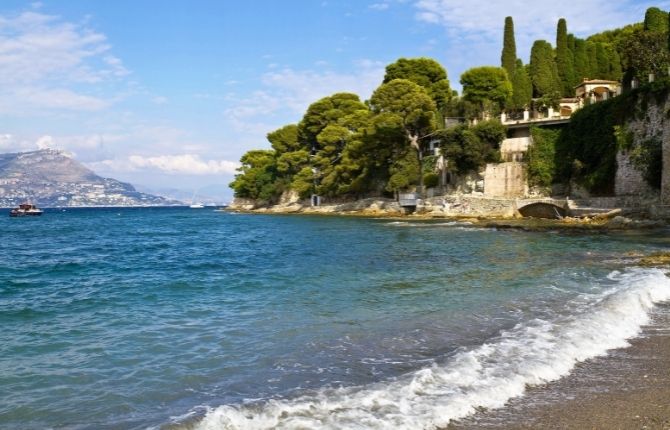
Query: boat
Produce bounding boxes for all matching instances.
[10,203,43,217]
[189,189,204,208]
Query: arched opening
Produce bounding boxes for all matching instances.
[560,106,573,117]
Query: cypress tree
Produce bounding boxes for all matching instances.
[501,16,517,77]
[644,7,668,33]
[555,18,575,97]
[585,41,598,78]
[530,40,561,98]
[595,43,609,77]
[573,38,589,83]
[510,59,532,110]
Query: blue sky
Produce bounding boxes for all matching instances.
[1,0,668,201]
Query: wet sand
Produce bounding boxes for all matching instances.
[448,303,670,430]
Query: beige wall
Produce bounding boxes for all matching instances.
[483,162,527,198]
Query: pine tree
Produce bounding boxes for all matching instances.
[501,16,517,78]
[555,19,575,97]
[530,40,561,98]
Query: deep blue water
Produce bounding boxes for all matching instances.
[1,208,670,429]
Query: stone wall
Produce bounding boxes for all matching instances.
[615,151,655,196]
[483,162,527,198]
[619,91,670,202]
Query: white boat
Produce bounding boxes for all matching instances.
[189,189,204,208]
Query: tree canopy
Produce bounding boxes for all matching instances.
[460,66,512,113]
[383,58,452,110]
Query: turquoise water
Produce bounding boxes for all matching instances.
[1,208,670,429]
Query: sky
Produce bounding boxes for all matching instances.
[1,0,668,202]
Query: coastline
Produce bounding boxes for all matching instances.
[447,303,670,430]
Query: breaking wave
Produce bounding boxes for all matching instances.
[187,268,670,430]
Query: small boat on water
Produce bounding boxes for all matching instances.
[189,203,205,209]
[10,203,43,217]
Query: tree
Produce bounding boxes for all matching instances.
[460,66,512,114]
[229,150,280,202]
[267,124,299,153]
[585,41,598,78]
[530,40,561,99]
[369,79,437,193]
[573,38,589,83]
[501,16,517,77]
[438,125,499,174]
[621,29,670,80]
[644,7,668,33]
[297,92,367,151]
[556,19,575,97]
[509,59,533,110]
[383,58,452,111]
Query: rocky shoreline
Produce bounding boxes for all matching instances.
[227,196,668,232]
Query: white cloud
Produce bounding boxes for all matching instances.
[35,135,53,149]
[0,10,130,113]
[412,0,670,89]
[223,60,385,141]
[92,154,240,175]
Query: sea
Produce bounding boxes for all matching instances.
[1,207,669,430]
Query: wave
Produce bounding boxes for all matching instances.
[190,268,670,430]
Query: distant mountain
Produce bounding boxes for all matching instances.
[134,183,232,205]
[0,149,182,207]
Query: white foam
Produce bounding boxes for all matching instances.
[193,268,670,430]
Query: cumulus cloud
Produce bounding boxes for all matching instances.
[99,154,240,175]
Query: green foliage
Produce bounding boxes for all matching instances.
[556,18,575,97]
[291,166,316,199]
[644,7,668,33]
[471,119,506,149]
[370,78,438,191]
[423,172,439,188]
[573,38,590,83]
[530,40,561,98]
[386,149,420,192]
[229,150,281,202]
[527,127,559,187]
[460,66,512,113]
[555,97,621,194]
[630,136,663,188]
[438,124,500,174]
[369,79,437,136]
[501,16,517,77]
[509,59,533,109]
[383,58,452,110]
[267,124,299,153]
[620,29,670,81]
[298,93,367,150]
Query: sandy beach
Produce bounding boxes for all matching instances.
[448,303,670,430]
